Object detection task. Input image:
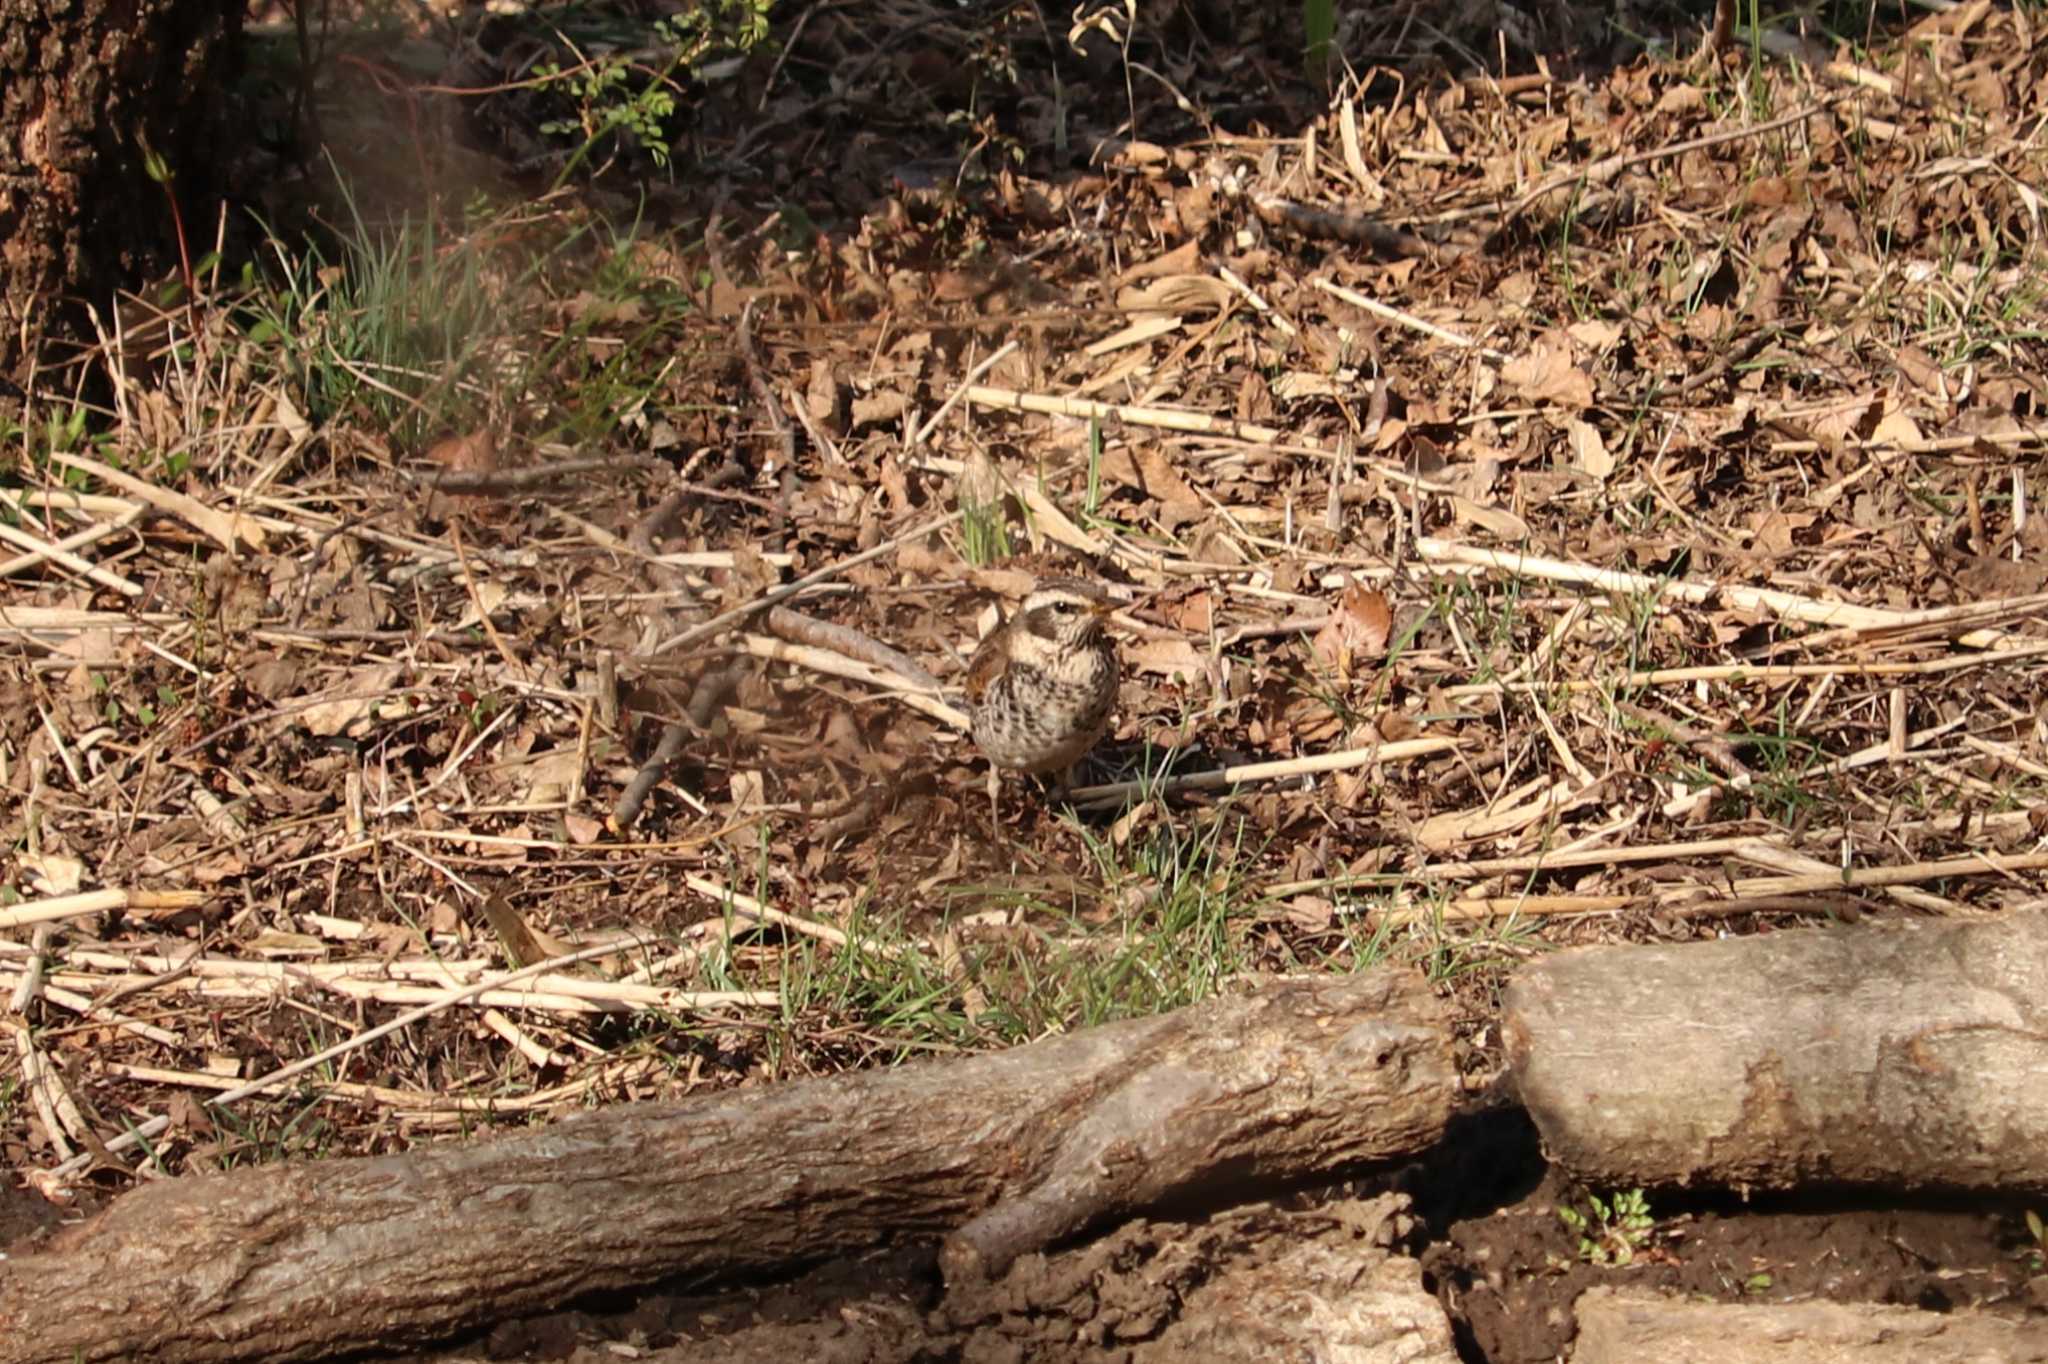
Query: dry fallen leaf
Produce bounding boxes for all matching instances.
[1568,418,1616,478]
[1501,334,1596,409]
[1125,636,1207,679]
[1312,583,1393,674]
[424,428,498,475]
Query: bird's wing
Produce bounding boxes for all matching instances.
[963,623,1008,702]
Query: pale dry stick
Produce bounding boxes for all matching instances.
[102,1061,647,1115]
[105,1062,457,1111]
[1729,839,1954,915]
[7,924,53,1012]
[10,1025,75,1160]
[1417,777,1599,853]
[649,507,969,655]
[1217,265,1298,338]
[1441,641,2048,697]
[1526,688,1592,786]
[965,384,1292,443]
[679,873,854,953]
[49,449,263,551]
[448,517,529,683]
[1794,592,2048,652]
[1496,600,1590,685]
[1309,278,1510,360]
[1961,734,2048,781]
[912,339,1020,446]
[0,887,207,931]
[47,936,665,1180]
[1417,536,2036,646]
[1727,849,2048,900]
[0,604,174,639]
[764,606,944,692]
[0,974,181,1046]
[1420,891,1878,925]
[34,705,83,788]
[0,518,142,596]
[1069,736,1458,804]
[3,488,140,518]
[1267,832,1782,895]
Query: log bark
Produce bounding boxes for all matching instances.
[1571,1287,2048,1363]
[0,0,242,385]
[1504,913,2048,1194]
[0,968,1454,1364]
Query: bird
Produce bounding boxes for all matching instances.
[963,577,1121,819]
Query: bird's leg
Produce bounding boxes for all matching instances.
[985,763,1003,832]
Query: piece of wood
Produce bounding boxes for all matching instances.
[1504,914,2048,1194]
[0,969,1454,1364]
[1571,1287,2048,1363]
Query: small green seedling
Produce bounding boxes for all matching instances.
[1558,1187,1656,1266]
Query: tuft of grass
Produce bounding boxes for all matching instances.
[243,181,554,445]
[959,486,1014,566]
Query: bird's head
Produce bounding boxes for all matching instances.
[1017,578,1116,650]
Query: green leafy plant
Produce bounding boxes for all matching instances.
[533,0,773,183]
[2022,1208,2046,1272]
[1558,1188,1656,1266]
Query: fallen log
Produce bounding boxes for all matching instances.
[1571,1287,2048,1363]
[1504,913,2048,1194]
[0,968,1453,1364]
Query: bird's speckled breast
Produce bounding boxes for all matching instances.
[970,643,1118,773]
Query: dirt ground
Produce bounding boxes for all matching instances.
[5,0,2048,1358]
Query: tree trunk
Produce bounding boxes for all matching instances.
[1504,913,2048,1195]
[0,0,242,387]
[0,968,1455,1364]
[1572,1287,2048,1364]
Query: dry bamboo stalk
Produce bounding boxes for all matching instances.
[1729,849,2048,897]
[1438,641,2048,697]
[0,888,208,930]
[102,1062,617,1114]
[678,873,912,959]
[1070,736,1459,803]
[912,339,1019,445]
[0,604,176,631]
[48,937,696,1179]
[738,634,969,728]
[1,488,142,517]
[51,449,264,550]
[10,1024,74,1160]
[0,508,144,582]
[964,385,1291,443]
[0,518,142,596]
[1416,537,2037,647]
[1728,840,1954,914]
[0,971,181,1046]
[650,508,970,654]
[1309,277,1508,359]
